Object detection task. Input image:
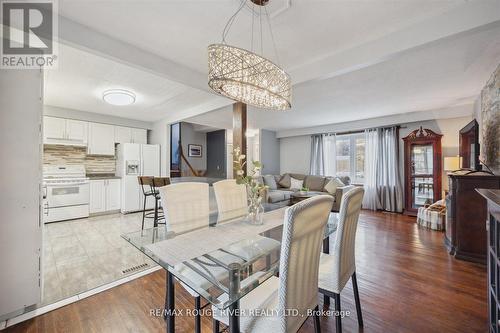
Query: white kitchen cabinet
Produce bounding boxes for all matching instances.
[89,180,106,214]
[44,116,66,140]
[114,126,146,144]
[43,117,144,149]
[114,126,132,144]
[132,128,147,144]
[65,119,88,142]
[105,179,121,211]
[90,179,121,213]
[88,123,115,155]
[43,117,88,144]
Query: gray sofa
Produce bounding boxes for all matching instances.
[255,173,355,212]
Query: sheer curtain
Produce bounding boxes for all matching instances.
[363,127,403,212]
[310,134,324,175]
[323,134,336,177]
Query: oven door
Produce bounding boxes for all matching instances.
[46,182,89,208]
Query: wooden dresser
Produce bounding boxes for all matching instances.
[445,172,500,263]
[477,189,500,333]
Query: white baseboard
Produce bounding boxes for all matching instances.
[1,265,162,330]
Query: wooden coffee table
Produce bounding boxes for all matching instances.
[289,192,320,205]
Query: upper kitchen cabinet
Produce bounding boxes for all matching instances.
[132,128,147,144]
[114,126,147,144]
[66,119,88,142]
[44,116,65,140]
[114,126,132,144]
[43,116,88,145]
[88,123,115,155]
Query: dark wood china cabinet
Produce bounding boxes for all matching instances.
[402,127,443,216]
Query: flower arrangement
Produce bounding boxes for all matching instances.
[233,146,267,224]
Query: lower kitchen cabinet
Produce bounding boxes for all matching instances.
[106,179,121,211]
[89,179,121,213]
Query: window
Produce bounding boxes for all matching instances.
[324,133,365,184]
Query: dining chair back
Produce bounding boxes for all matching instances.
[159,182,209,234]
[279,194,334,332]
[331,187,364,292]
[213,179,248,221]
[318,186,365,333]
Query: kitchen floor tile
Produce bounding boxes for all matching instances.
[42,212,157,307]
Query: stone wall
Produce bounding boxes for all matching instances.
[480,64,500,174]
[43,145,116,174]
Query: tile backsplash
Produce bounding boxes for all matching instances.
[43,145,116,174]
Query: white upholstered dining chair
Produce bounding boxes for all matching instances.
[213,179,281,262]
[212,194,334,333]
[213,179,248,221]
[159,182,243,333]
[318,187,365,333]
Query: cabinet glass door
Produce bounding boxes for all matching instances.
[411,144,434,209]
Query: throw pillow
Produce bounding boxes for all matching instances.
[324,177,345,194]
[263,175,278,190]
[290,177,304,190]
[337,176,351,185]
[278,173,291,188]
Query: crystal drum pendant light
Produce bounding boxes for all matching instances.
[208,0,291,110]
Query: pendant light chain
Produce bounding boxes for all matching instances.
[251,2,255,52]
[222,0,247,43]
[208,0,292,110]
[260,4,263,56]
[264,6,281,66]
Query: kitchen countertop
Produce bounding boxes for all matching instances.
[87,174,121,180]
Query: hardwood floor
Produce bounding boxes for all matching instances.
[5,211,487,333]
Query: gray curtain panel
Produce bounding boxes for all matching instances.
[310,134,324,176]
[363,127,404,212]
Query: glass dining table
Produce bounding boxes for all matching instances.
[122,203,338,333]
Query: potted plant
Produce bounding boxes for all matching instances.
[299,186,309,195]
[233,146,268,225]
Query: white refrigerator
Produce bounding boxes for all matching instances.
[116,143,160,213]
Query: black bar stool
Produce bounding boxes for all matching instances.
[151,177,170,227]
[138,176,157,230]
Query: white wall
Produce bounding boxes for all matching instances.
[260,129,280,175]
[277,103,473,138]
[0,69,42,319]
[149,119,170,177]
[246,133,260,175]
[44,105,153,129]
[280,135,311,174]
[181,122,207,174]
[280,116,473,182]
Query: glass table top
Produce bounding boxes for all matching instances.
[122,204,338,309]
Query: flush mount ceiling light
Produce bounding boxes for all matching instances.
[102,89,136,106]
[208,0,291,111]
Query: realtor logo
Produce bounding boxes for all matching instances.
[1,0,58,68]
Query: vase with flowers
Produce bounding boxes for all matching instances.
[233,146,268,225]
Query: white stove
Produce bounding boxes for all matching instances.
[43,165,90,223]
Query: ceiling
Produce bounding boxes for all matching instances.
[186,22,500,131]
[45,0,500,129]
[57,0,460,76]
[44,44,228,121]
